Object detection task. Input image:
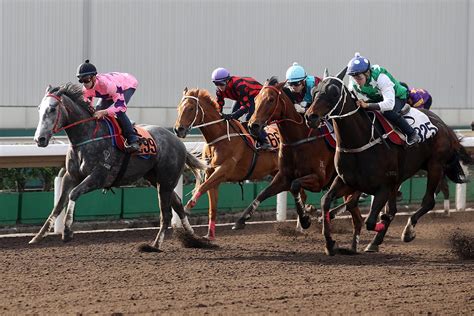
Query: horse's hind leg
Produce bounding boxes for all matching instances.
[436,176,450,214]
[170,191,194,234]
[402,163,441,242]
[150,188,174,251]
[344,192,363,253]
[29,173,76,244]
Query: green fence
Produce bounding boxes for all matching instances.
[0,178,472,225]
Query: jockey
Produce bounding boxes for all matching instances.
[285,62,322,113]
[400,82,433,110]
[211,67,271,150]
[76,60,140,153]
[347,53,421,146]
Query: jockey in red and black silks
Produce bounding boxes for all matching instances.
[212,67,271,150]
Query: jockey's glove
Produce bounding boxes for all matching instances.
[231,107,248,119]
[294,102,306,113]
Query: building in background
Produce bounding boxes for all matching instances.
[0,0,472,135]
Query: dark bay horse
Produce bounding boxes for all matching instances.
[233,77,364,254]
[32,83,207,251]
[305,68,472,255]
[174,88,280,240]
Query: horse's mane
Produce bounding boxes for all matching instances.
[51,82,90,109]
[188,88,220,113]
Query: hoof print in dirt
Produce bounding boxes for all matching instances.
[449,230,474,260]
[174,228,219,249]
[136,243,162,253]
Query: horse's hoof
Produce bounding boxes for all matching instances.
[364,243,379,252]
[203,234,215,241]
[324,240,337,256]
[62,230,74,242]
[232,219,246,230]
[402,220,416,242]
[300,215,311,229]
[402,231,416,242]
[28,236,42,244]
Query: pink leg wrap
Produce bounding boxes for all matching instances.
[325,211,331,222]
[192,191,202,202]
[208,220,216,239]
[374,222,386,232]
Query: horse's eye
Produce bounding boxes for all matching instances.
[49,107,56,113]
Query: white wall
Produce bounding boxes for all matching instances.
[0,0,472,128]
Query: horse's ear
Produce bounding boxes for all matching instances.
[183,87,188,95]
[276,81,286,90]
[323,68,329,79]
[336,66,347,80]
[45,85,52,94]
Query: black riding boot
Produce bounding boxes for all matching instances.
[257,129,271,150]
[392,115,421,145]
[116,112,140,152]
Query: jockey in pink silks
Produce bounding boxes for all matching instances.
[76,60,140,153]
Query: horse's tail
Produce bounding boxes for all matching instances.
[185,151,208,189]
[445,129,473,183]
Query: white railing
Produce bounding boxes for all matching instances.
[1,135,473,233]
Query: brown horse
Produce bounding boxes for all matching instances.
[305,68,472,256]
[174,88,280,240]
[233,77,364,254]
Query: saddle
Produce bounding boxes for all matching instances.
[103,117,157,157]
[369,106,438,146]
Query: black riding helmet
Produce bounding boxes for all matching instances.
[76,60,97,78]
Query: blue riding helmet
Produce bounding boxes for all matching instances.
[211,67,230,83]
[286,62,306,82]
[347,52,370,76]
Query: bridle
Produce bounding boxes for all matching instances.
[260,85,304,126]
[46,93,96,134]
[319,77,360,120]
[179,94,250,145]
[43,93,115,147]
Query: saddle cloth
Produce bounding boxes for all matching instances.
[236,121,281,150]
[104,117,157,157]
[372,107,438,145]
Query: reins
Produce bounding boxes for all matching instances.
[46,93,116,147]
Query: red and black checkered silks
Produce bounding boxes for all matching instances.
[216,76,262,112]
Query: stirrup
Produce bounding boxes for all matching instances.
[125,141,140,153]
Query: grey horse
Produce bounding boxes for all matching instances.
[31,83,207,251]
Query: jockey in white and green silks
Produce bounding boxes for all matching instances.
[347,53,421,145]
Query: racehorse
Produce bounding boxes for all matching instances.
[305,68,472,255]
[174,88,281,239]
[232,77,364,254]
[31,83,207,251]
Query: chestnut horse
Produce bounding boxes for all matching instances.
[174,88,281,240]
[233,77,364,254]
[305,68,472,256]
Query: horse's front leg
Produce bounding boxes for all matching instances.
[365,187,391,232]
[320,176,354,256]
[233,171,290,230]
[29,172,77,244]
[290,173,323,230]
[185,165,228,211]
[61,173,107,242]
[365,189,398,252]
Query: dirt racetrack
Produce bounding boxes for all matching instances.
[0,211,472,315]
